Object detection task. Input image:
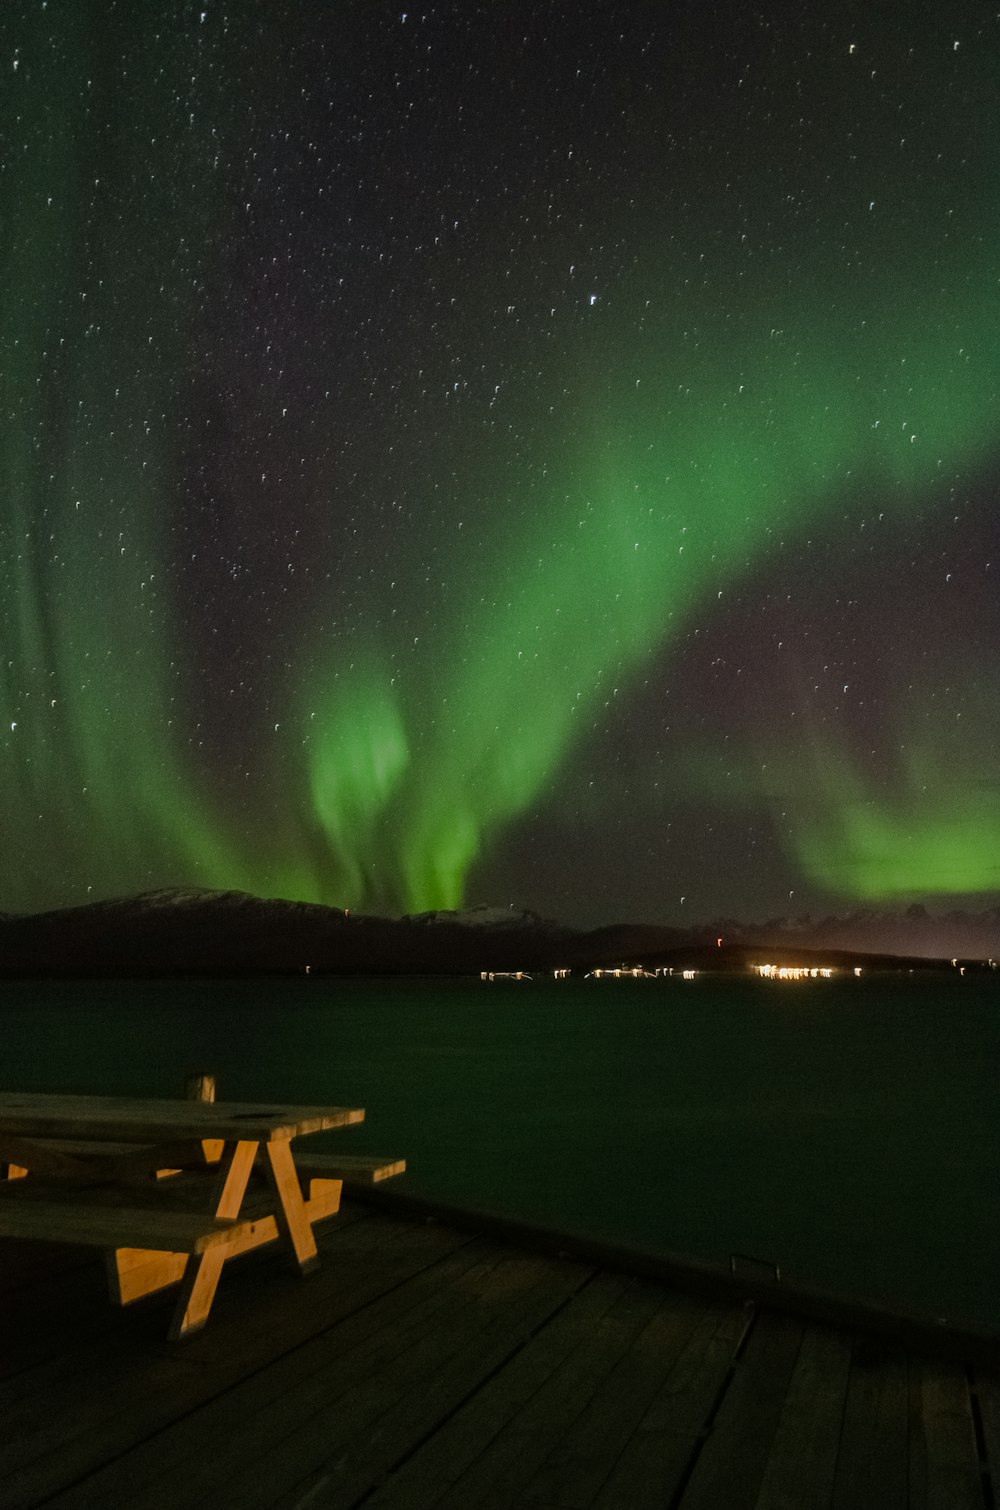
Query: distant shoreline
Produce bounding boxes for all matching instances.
[1,887,997,980]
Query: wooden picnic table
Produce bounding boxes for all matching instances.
[0,1091,366,1338]
[0,1091,362,1143]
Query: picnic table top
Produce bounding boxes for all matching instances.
[0,1092,364,1144]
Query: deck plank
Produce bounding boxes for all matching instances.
[0,1186,369,1380]
[248,1251,593,1510]
[583,1297,753,1510]
[977,1372,1000,1501]
[427,1277,684,1510]
[430,1288,747,1510]
[751,1323,853,1510]
[0,1251,121,1378]
[0,1238,89,1299]
[676,1310,804,1510]
[359,1270,634,1510]
[453,1274,697,1510]
[0,1209,381,1464]
[220,1246,570,1510]
[907,1360,984,1510]
[2,1213,475,1510]
[830,1340,909,1510]
[0,1211,365,1359]
[44,1245,587,1510]
[482,1283,707,1510]
[0,1204,996,1510]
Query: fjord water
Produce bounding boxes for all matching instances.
[3,972,998,1331]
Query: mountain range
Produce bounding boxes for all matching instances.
[0,888,997,978]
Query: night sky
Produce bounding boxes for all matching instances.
[3,1,999,927]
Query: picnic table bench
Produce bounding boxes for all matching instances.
[0,1091,405,1339]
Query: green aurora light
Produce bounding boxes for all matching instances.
[754,679,1000,900]
[3,7,999,917]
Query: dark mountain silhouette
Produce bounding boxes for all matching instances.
[0,887,997,978]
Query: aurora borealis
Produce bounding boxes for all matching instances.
[3,3,999,925]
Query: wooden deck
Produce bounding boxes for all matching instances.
[2,1200,998,1510]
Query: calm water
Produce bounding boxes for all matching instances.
[2,972,998,1330]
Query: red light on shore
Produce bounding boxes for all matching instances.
[717,937,723,948]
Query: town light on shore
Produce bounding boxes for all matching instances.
[753,964,834,980]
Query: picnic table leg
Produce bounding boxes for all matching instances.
[262,1139,319,1272]
[184,1072,224,1165]
[163,1139,261,1336]
[102,1140,257,1309]
[210,1139,258,1218]
[168,1248,227,1340]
